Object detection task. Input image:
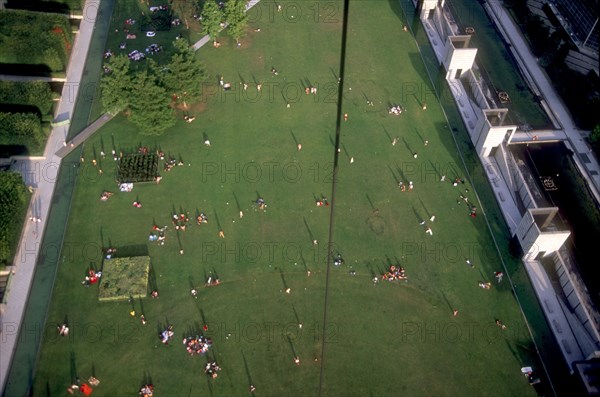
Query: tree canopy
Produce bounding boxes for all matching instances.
[128,71,176,135]
[156,39,206,108]
[201,0,224,44]
[100,54,134,115]
[224,0,248,44]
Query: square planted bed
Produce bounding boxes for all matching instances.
[116,153,159,183]
[98,256,150,301]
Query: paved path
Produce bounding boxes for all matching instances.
[0,74,67,82]
[0,0,100,392]
[54,113,115,158]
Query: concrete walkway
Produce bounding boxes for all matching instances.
[54,112,115,158]
[0,0,100,392]
[486,0,600,201]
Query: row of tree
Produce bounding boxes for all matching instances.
[0,171,28,267]
[201,0,249,45]
[0,112,45,147]
[101,39,206,135]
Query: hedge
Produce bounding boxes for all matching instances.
[0,112,45,147]
[0,81,54,115]
[0,9,73,72]
[0,171,29,267]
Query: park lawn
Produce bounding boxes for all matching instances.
[32,1,536,396]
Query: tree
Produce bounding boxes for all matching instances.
[224,0,248,44]
[201,0,223,46]
[156,39,206,109]
[128,71,176,135]
[100,55,134,114]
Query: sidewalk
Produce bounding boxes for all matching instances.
[0,0,100,392]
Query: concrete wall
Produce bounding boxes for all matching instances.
[444,46,477,79]
[465,70,489,109]
[516,211,539,258]
[554,251,600,349]
[512,156,538,210]
[534,230,571,254]
[419,0,440,21]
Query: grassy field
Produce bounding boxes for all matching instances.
[30,1,541,396]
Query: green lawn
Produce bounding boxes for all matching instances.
[31,1,540,396]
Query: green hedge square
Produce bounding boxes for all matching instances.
[98,256,150,301]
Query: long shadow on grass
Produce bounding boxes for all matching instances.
[214,211,222,233]
[289,128,299,146]
[70,351,78,384]
[292,304,301,325]
[395,163,407,182]
[232,192,242,213]
[441,291,455,314]
[411,206,424,225]
[365,194,377,212]
[148,263,159,294]
[381,124,393,143]
[279,269,288,291]
[241,351,255,391]
[286,335,298,358]
[387,165,400,185]
[302,217,315,244]
[417,194,431,218]
[428,160,441,179]
[402,136,414,157]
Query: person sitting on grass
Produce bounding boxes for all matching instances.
[256,198,267,210]
[382,265,407,281]
[197,212,208,225]
[100,191,113,201]
[159,325,174,344]
[139,384,154,397]
[333,254,344,267]
[478,281,491,290]
[57,323,69,336]
[205,361,221,378]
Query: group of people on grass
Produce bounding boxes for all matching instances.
[388,105,404,115]
[149,225,167,245]
[183,334,213,355]
[382,265,407,281]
